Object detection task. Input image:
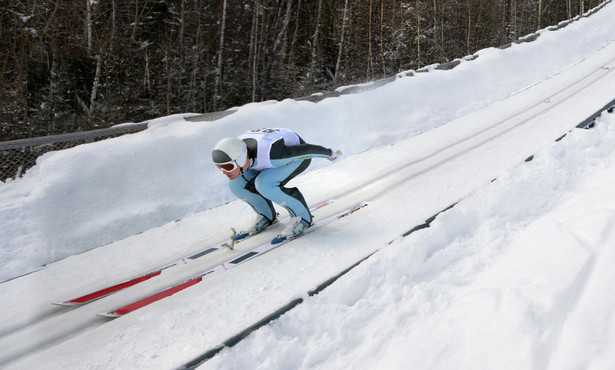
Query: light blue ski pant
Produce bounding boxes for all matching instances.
[228,159,312,224]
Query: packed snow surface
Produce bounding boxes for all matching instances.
[1,2,615,369]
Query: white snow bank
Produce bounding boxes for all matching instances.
[201,111,615,370]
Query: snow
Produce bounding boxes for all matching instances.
[1,2,615,369]
[205,116,615,370]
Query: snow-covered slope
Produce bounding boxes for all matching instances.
[204,109,615,370]
[1,2,615,369]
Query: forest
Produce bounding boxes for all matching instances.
[0,0,604,140]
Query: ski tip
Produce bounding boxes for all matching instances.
[98,312,121,319]
[271,236,287,244]
[52,301,80,307]
[235,232,249,241]
[314,199,335,210]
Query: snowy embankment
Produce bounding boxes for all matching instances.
[202,111,615,370]
[1,2,615,370]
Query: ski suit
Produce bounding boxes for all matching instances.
[228,128,333,225]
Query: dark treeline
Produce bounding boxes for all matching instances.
[0,0,602,140]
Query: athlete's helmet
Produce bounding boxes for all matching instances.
[212,137,247,165]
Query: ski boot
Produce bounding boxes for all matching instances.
[272,217,311,244]
[235,214,277,241]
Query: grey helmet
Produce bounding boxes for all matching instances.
[212,137,248,165]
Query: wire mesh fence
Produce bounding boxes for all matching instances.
[0,123,147,182]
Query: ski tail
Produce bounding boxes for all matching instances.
[100,277,204,318]
[53,271,162,306]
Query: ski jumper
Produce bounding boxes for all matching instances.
[227,128,333,225]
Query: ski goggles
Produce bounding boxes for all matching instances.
[216,161,239,173]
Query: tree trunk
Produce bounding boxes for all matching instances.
[433,0,440,49]
[165,49,171,115]
[189,0,204,112]
[273,0,293,59]
[250,0,260,102]
[131,0,139,42]
[214,0,228,110]
[179,0,185,48]
[47,53,59,134]
[466,0,471,54]
[507,0,517,40]
[537,0,543,29]
[89,52,103,116]
[144,52,151,91]
[334,0,350,83]
[380,0,385,77]
[111,0,116,49]
[289,0,302,94]
[41,0,61,39]
[417,0,422,66]
[86,0,93,55]
[310,0,323,73]
[367,0,374,80]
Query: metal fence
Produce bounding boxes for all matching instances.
[576,97,615,129]
[0,123,147,182]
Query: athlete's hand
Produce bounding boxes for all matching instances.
[328,149,342,162]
